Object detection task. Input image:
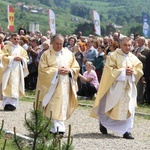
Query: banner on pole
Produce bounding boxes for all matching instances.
[142,12,150,38]
[92,10,101,36]
[8,5,14,32]
[48,9,56,35]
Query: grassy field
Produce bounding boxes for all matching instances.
[0,137,18,150]
[22,90,150,115]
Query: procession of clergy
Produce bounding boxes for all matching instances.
[0,30,149,139]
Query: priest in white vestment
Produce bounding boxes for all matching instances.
[90,37,143,139]
[35,34,80,137]
[0,49,4,100]
[1,33,29,111]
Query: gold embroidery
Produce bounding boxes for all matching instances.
[106,80,131,120]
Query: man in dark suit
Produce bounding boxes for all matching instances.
[135,36,150,105]
[143,51,150,105]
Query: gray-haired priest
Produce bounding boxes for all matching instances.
[35,34,80,138]
[90,37,143,139]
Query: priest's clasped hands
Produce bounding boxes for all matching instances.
[58,66,70,75]
[126,66,133,75]
[14,56,22,61]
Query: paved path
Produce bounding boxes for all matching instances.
[0,101,150,150]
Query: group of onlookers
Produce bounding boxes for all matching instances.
[1,27,150,105]
[63,31,150,105]
[0,27,150,140]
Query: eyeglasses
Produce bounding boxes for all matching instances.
[13,38,20,41]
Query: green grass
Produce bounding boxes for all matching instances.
[20,90,150,119]
[20,90,35,102]
[78,99,94,105]
[78,98,150,116]
[21,90,150,115]
[136,104,150,114]
[0,135,18,150]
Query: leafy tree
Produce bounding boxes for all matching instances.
[105,23,116,35]
[74,22,94,36]
[53,0,70,8]
[39,0,51,7]
[70,3,90,19]
[129,25,142,36]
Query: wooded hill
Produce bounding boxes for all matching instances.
[0,0,149,36]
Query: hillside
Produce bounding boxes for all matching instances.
[0,0,149,36]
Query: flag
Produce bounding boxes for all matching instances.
[142,12,150,38]
[48,9,56,35]
[92,10,101,36]
[8,5,14,32]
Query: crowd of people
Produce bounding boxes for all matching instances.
[0,25,150,139]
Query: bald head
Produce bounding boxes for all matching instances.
[137,36,145,47]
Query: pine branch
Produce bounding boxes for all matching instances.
[24,113,35,133]
[1,139,7,150]
[13,127,22,150]
[32,90,40,149]
[62,124,74,150]
[35,90,40,110]
[0,120,4,133]
[67,124,71,145]
[66,124,73,150]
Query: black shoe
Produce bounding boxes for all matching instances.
[50,132,64,138]
[123,132,134,139]
[4,104,16,111]
[59,132,64,138]
[99,123,107,134]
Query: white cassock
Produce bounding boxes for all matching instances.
[2,45,28,108]
[47,51,70,133]
[98,53,137,135]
